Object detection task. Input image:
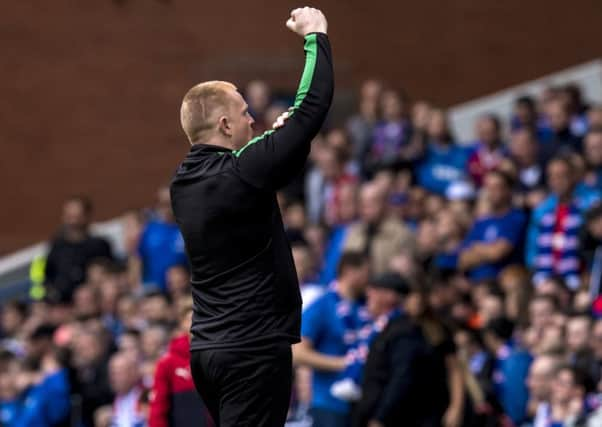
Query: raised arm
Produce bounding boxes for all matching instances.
[235,8,334,190]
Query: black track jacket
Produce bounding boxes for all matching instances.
[170,33,333,351]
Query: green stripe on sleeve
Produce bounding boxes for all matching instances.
[293,33,318,109]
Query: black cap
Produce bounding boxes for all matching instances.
[370,272,410,296]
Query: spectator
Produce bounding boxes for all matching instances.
[343,182,416,275]
[581,205,602,272]
[581,127,602,192]
[526,354,563,420]
[331,272,407,402]
[294,251,371,427]
[134,186,188,291]
[108,352,146,427]
[366,89,413,174]
[165,265,191,303]
[532,365,589,427]
[468,114,507,187]
[44,195,113,301]
[71,326,114,427]
[347,79,382,176]
[354,276,436,427]
[588,106,602,129]
[433,209,466,273]
[12,348,71,427]
[416,109,471,196]
[244,80,271,135]
[149,300,212,427]
[511,95,554,143]
[546,98,583,154]
[458,170,527,282]
[532,156,592,289]
[291,240,325,311]
[509,128,547,201]
[482,317,532,425]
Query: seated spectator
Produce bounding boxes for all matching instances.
[531,156,595,289]
[134,186,188,292]
[1,301,28,355]
[149,300,213,427]
[458,170,527,282]
[433,209,466,273]
[482,317,533,426]
[468,114,508,187]
[44,195,113,301]
[532,365,589,427]
[294,252,371,427]
[343,182,416,275]
[108,352,146,427]
[416,109,471,196]
[588,106,602,129]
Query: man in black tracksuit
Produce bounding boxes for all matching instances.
[169,7,333,427]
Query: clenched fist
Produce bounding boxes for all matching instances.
[286,7,328,36]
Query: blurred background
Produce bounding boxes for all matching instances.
[1,1,602,427]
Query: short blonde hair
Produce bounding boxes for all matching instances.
[180,81,237,143]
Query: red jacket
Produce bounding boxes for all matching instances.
[149,334,213,427]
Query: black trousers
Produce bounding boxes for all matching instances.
[190,342,292,427]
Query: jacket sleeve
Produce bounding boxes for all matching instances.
[149,357,171,427]
[235,32,334,191]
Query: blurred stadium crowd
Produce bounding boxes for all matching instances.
[2,79,602,427]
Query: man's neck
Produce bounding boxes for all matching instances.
[490,204,511,216]
[193,135,234,151]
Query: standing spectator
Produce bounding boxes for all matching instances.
[526,354,563,421]
[353,278,435,427]
[149,300,212,427]
[416,109,471,196]
[12,348,71,427]
[343,183,416,275]
[546,98,583,154]
[291,240,325,311]
[331,272,407,402]
[244,80,271,135]
[581,128,602,192]
[108,352,146,427]
[566,314,595,373]
[532,157,591,289]
[347,79,382,177]
[294,252,370,427]
[71,326,114,427]
[468,115,507,187]
[366,89,413,174]
[511,95,554,143]
[135,186,188,291]
[458,170,527,282]
[509,128,547,201]
[482,317,533,426]
[44,196,113,300]
[581,205,602,271]
[165,265,191,303]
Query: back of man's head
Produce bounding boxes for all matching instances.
[180,81,237,143]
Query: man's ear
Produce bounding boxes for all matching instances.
[218,115,232,137]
